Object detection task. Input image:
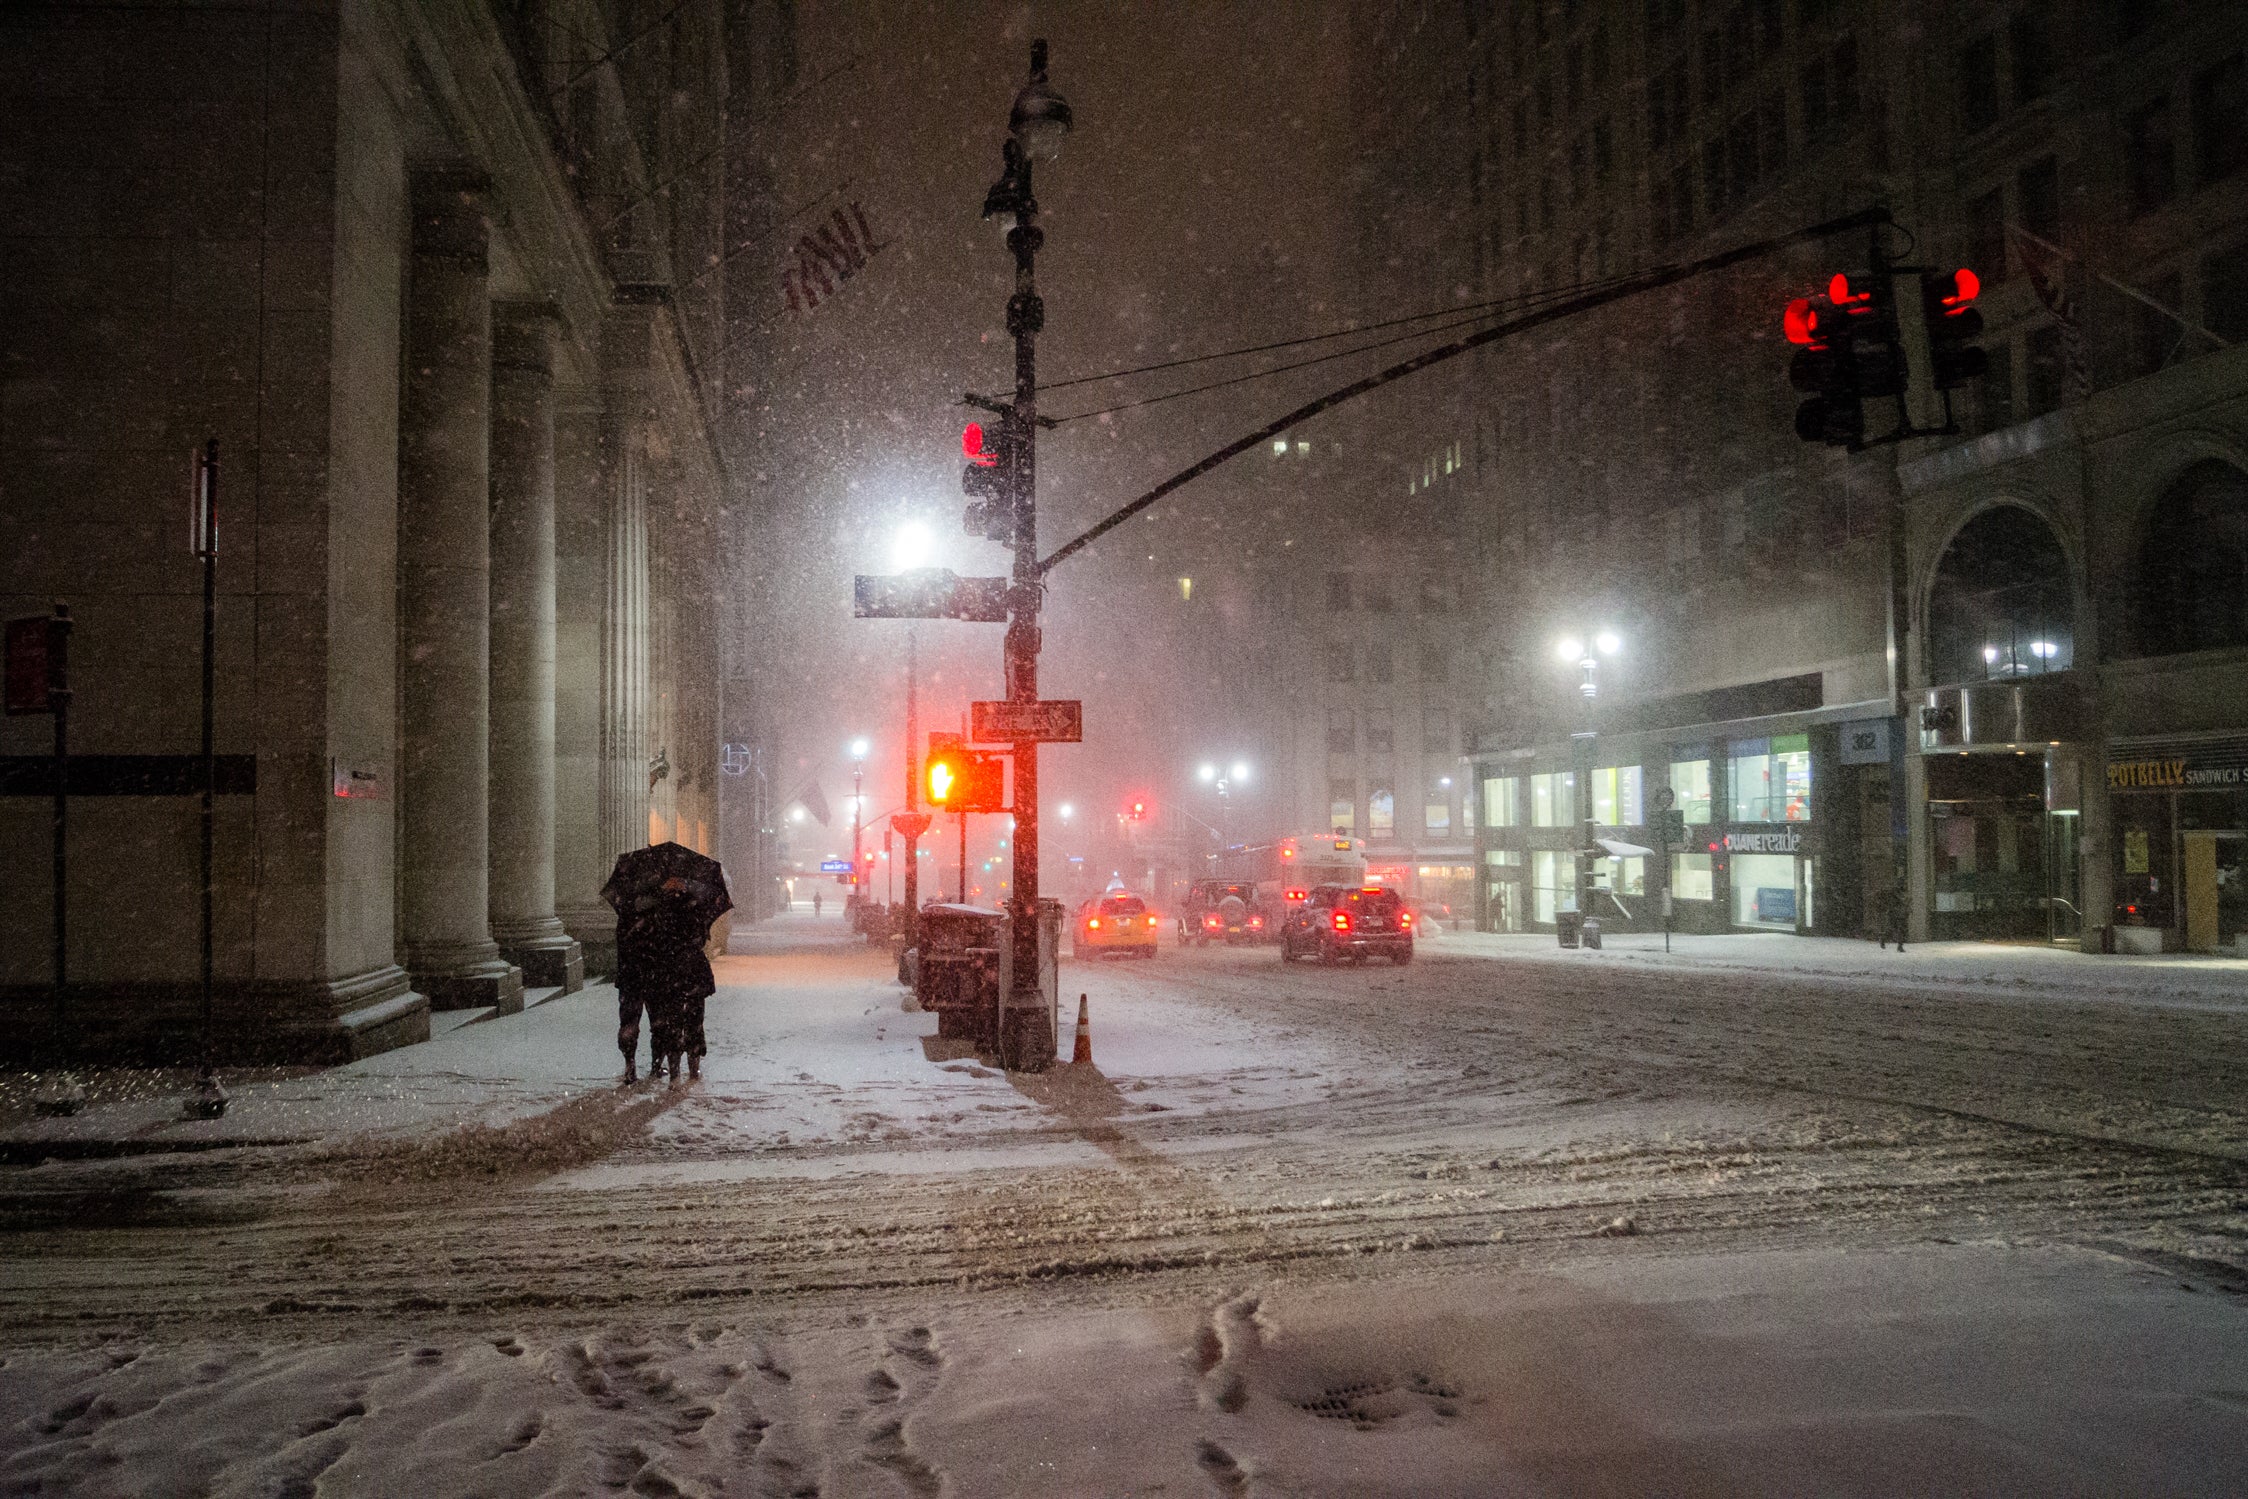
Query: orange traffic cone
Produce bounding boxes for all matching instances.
[1071,992,1093,1065]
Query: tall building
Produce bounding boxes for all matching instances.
[0,0,756,1059]
[1348,0,2248,951]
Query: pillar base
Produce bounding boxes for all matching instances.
[495,918,585,992]
[407,941,525,1014]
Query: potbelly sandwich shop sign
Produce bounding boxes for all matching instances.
[2107,740,2248,791]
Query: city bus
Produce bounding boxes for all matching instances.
[1217,835,1370,911]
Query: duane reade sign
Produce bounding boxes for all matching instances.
[1725,829,1804,854]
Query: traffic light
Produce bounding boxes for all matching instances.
[924,732,1005,812]
[1784,272,1903,448]
[961,415,1021,542]
[1921,268,1988,391]
[1124,797,1149,821]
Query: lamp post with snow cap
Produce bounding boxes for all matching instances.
[849,737,869,913]
[1556,630,1621,939]
[978,40,1071,1067]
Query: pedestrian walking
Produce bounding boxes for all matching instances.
[602,842,733,1085]
[813,888,823,917]
[1878,881,1909,952]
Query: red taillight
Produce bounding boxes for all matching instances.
[1088,918,1101,929]
[1284,888,1307,901]
[1399,911,1412,927]
[1331,911,1351,932]
[1204,914,1222,928]
[1249,916,1263,929]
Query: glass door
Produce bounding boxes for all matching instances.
[2044,812,2082,944]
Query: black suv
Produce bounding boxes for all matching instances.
[1179,880,1269,945]
[1280,883,1413,965]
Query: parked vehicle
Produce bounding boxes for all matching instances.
[1279,883,1414,965]
[1072,891,1161,959]
[1178,880,1269,945]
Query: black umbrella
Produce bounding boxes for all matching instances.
[602,842,733,927]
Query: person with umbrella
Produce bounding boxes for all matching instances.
[601,842,732,1084]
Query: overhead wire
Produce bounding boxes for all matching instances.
[1045,265,1659,424]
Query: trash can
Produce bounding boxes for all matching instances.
[913,902,1008,1050]
[1581,917,1602,950]
[1556,910,1582,948]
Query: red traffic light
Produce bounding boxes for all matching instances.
[1783,296,1826,346]
[1929,267,1981,314]
[962,422,997,467]
[1828,272,1877,312]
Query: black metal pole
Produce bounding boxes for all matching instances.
[198,440,218,1066]
[903,629,919,943]
[48,603,72,1031]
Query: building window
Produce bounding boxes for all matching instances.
[1425,793,1452,836]
[1420,644,1448,682]
[1369,788,1396,837]
[2125,98,2176,217]
[1671,851,1715,900]
[1830,35,1858,118]
[1965,187,2006,285]
[1483,776,1521,827]
[1366,707,1394,753]
[1977,339,2016,432]
[2008,12,2051,106]
[2024,322,2066,417]
[1420,576,1457,613]
[1669,757,1714,823]
[1326,641,1354,683]
[1327,707,1355,754]
[1530,770,1576,827]
[2194,53,2248,187]
[1960,34,1996,133]
[1422,707,1451,750]
[2126,270,2188,377]
[2131,460,2248,658]
[1329,780,1356,835]
[2017,156,2061,241]
[1368,642,1394,684]
[2204,243,2248,344]
[1325,572,1353,611]
[1590,764,1644,825]
[1929,504,2076,682]
[1728,734,1811,822]
[1531,849,1567,921]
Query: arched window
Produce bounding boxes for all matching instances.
[1368,787,1396,836]
[1927,505,2075,686]
[2134,460,2248,657]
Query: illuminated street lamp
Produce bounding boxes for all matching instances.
[1556,629,1621,934]
[849,737,870,910]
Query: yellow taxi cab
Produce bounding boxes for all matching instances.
[1071,890,1160,959]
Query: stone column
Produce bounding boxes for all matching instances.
[397,170,523,1014]
[488,301,583,993]
[553,396,615,970]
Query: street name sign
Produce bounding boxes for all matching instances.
[853,569,1010,622]
[971,699,1082,743]
[818,858,854,873]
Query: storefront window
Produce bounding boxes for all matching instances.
[1597,855,1646,895]
[1531,849,1568,920]
[1729,734,1811,821]
[1482,777,1521,827]
[1590,764,1644,825]
[1671,851,1714,899]
[1369,787,1396,835]
[1669,757,1713,823]
[1530,770,1576,826]
[1424,793,1451,835]
[1730,851,1798,927]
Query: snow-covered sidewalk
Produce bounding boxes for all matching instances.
[1431,928,2248,1010]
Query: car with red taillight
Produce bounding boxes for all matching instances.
[1071,891,1161,959]
[1278,883,1413,965]
[1178,880,1270,946]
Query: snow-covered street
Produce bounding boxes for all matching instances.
[4,914,2245,1494]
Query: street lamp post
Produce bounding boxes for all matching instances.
[1556,631,1620,936]
[849,736,869,916]
[984,40,1071,1066]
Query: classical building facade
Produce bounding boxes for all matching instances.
[1349,0,2248,951]
[0,0,763,1059]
